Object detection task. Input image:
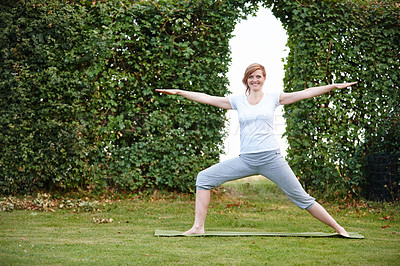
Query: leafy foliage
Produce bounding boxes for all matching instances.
[264,0,399,198]
[2,0,398,199]
[0,0,259,194]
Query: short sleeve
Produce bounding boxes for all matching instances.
[228,94,240,110]
[273,92,281,107]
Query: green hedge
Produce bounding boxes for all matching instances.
[0,0,259,194]
[2,0,398,198]
[266,0,399,198]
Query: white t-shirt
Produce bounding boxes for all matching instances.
[228,92,281,154]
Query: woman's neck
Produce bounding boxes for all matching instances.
[247,90,264,105]
[248,90,264,99]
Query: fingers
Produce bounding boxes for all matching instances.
[156,89,176,95]
[336,81,358,89]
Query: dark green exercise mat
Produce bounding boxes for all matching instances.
[154,230,364,239]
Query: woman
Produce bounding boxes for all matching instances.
[156,63,357,237]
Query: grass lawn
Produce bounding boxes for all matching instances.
[1,177,399,265]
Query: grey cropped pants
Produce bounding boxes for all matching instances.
[196,149,315,210]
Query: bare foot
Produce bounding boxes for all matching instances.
[336,226,350,237]
[183,226,205,235]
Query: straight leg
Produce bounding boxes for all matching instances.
[257,151,349,236]
[307,202,349,236]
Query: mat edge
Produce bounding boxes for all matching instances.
[154,230,364,239]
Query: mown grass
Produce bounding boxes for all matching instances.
[1,177,399,265]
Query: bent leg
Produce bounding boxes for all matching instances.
[196,156,256,190]
[183,189,210,235]
[185,157,257,235]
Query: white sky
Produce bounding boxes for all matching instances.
[227,6,288,95]
[221,6,289,161]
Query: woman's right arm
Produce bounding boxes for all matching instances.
[156,89,232,110]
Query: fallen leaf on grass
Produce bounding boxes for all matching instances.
[382,224,391,229]
[92,218,113,224]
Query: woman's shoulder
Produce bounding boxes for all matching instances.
[229,94,246,100]
[265,91,281,96]
[264,91,282,106]
[228,94,246,110]
[229,94,247,103]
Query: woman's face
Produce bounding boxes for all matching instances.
[247,69,265,92]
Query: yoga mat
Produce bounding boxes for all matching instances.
[154,230,364,239]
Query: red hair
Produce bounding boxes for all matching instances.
[242,63,266,95]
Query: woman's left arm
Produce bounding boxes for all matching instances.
[279,82,357,105]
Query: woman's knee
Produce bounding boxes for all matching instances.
[288,193,315,210]
[195,170,214,190]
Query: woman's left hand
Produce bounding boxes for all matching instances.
[280,81,358,105]
[333,82,358,89]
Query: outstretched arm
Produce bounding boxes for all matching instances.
[279,82,357,105]
[156,89,232,110]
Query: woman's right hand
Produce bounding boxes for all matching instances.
[155,89,181,95]
[155,89,232,109]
